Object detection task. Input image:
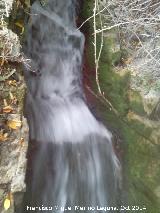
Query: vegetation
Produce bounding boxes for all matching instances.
[81,0,160,212]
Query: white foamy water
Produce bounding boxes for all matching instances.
[22,1,121,212]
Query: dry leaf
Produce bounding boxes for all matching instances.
[0,133,7,142]
[1,58,5,66]
[3,106,13,113]
[4,198,11,210]
[7,80,17,86]
[15,21,23,29]
[7,119,22,129]
[3,192,13,210]
[15,22,24,34]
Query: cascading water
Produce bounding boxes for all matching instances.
[22,0,121,212]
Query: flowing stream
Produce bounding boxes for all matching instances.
[22,0,121,212]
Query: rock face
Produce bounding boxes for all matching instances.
[0,116,28,213]
[0,0,21,62]
[0,0,28,212]
[0,0,14,17]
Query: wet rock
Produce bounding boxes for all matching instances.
[0,116,28,212]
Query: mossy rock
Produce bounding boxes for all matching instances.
[129,90,146,116]
[82,1,160,210]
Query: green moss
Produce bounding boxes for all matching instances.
[81,0,93,23]
[83,1,160,211]
[129,90,146,115]
[92,35,130,116]
[112,51,122,66]
[121,122,160,212]
[99,64,130,116]
[112,49,128,66]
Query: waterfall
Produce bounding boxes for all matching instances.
[22,0,121,212]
